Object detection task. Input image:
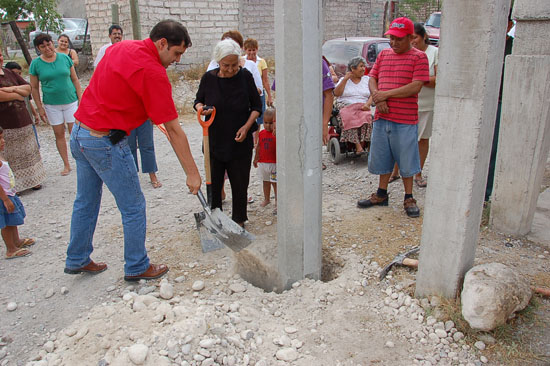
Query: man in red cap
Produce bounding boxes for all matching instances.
[357,17,429,217]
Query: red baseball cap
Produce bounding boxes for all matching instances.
[385,17,414,38]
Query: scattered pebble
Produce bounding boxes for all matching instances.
[128,343,148,365]
[6,302,17,312]
[192,281,205,291]
[474,341,486,350]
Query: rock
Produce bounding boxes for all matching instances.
[175,276,186,283]
[159,283,174,300]
[275,348,299,362]
[426,316,437,326]
[6,302,17,312]
[192,281,205,291]
[453,332,465,342]
[199,339,215,348]
[477,333,496,345]
[43,341,55,353]
[265,221,273,226]
[480,355,488,363]
[45,288,55,299]
[435,329,447,338]
[284,326,298,334]
[64,328,77,337]
[444,320,455,332]
[385,341,395,348]
[229,283,246,294]
[291,339,303,349]
[474,341,486,350]
[128,344,149,364]
[60,287,69,295]
[461,263,532,331]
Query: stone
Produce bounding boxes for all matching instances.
[474,341,486,350]
[45,288,55,299]
[480,356,488,363]
[192,281,205,291]
[284,326,298,334]
[385,341,395,348]
[453,332,465,342]
[275,348,299,362]
[229,283,246,294]
[199,339,215,348]
[175,276,186,283]
[106,285,116,292]
[6,302,17,312]
[159,283,174,300]
[128,344,148,365]
[444,320,455,332]
[435,329,447,338]
[461,263,532,331]
[60,287,69,295]
[43,341,55,353]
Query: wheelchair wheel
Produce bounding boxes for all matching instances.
[329,137,343,165]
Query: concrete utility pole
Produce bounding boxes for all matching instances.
[416,0,510,298]
[129,0,141,40]
[490,0,550,235]
[274,0,323,290]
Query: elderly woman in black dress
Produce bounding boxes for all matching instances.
[194,39,262,227]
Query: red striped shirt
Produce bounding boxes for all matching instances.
[369,47,429,124]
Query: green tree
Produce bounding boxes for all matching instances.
[0,0,63,33]
[0,0,62,65]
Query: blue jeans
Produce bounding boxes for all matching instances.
[368,119,420,177]
[127,120,158,173]
[66,125,150,276]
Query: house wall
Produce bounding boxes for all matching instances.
[84,0,386,66]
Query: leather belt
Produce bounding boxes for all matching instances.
[76,121,110,137]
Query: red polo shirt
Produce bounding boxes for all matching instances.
[74,38,178,134]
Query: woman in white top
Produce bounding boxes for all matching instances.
[333,56,373,155]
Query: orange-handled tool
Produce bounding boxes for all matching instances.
[197,106,216,205]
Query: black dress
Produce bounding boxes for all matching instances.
[194,68,262,223]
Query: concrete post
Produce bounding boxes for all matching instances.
[490,0,550,235]
[415,0,510,298]
[275,0,323,290]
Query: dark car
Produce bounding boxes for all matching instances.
[424,12,441,46]
[322,37,391,78]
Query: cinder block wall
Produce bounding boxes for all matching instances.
[85,0,386,67]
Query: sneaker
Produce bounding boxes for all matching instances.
[357,193,389,208]
[404,198,420,217]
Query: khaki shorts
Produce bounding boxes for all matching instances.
[417,110,433,140]
[258,162,276,183]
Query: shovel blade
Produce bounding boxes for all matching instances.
[194,212,225,252]
[208,208,254,252]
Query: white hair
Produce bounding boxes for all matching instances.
[213,39,242,63]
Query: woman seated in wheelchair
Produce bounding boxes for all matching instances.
[333,56,373,155]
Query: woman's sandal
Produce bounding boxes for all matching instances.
[389,175,401,183]
[17,238,36,248]
[150,180,162,189]
[5,248,31,260]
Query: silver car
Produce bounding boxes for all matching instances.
[29,18,89,51]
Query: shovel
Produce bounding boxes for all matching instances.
[194,106,254,252]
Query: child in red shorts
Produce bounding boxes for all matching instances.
[253,107,276,208]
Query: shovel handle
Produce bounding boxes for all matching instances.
[197,189,210,212]
[204,135,211,185]
[197,106,216,134]
[403,258,419,268]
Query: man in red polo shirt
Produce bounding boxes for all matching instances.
[357,17,429,217]
[64,20,201,281]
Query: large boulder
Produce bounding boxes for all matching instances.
[461,263,532,331]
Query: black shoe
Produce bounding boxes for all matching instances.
[404,198,420,218]
[357,193,389,208]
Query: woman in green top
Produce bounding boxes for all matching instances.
[30,33,82,176]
